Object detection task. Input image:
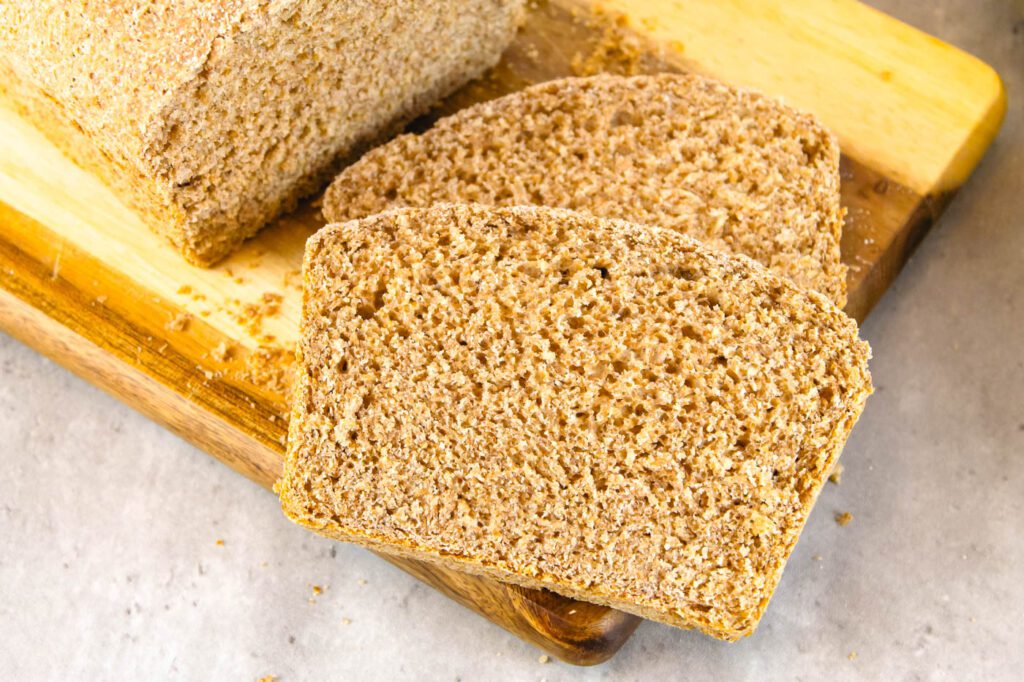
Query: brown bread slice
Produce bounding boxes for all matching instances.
[324,73,847,306]
[278,204,872,640]
[0,0,524,265]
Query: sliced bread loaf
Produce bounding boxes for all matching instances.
[278,204,872,640]
[323,73,847,306]
[0,0,524,265]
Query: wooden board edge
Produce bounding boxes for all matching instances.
[935,67,1007,195]
[848,191,954,323]
[849,0,1008,195]
[0,246,283,486]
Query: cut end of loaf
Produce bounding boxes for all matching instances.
[155,0,527,265]
[280,204,872,640]
[323,73,847,306]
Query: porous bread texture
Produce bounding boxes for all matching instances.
[324,73,847,306]
[279,204,872,640]
[0,0,525,265]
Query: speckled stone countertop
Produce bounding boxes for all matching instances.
[2,1,1021,679]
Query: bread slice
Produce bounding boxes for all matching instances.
[324,73,847,306]
[0,0,524,265]
[278,203,872,640]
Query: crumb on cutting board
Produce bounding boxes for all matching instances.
[235,291,284,336]
[236,344,295,395]
[835,511,854,527]
[828,461,844,484]
[570,7,644,77]
[283,268,303,290]
[166,312,192,332]
[210,341,236,363]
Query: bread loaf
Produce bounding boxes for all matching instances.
[278,203,872,640]
[0,0,524,265]
[323,74,847,305]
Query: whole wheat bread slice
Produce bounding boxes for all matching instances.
[323,73,847,306]
[278,204,872,640]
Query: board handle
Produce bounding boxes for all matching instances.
[384,552,642,664]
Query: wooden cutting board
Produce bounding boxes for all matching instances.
[0,0,1004,665]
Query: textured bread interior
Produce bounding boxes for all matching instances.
[279,204,872,640]
[324,73,847,306]
[0,0,525,264]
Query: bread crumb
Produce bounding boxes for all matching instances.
[835,511,854,527]
[341,617,352,625]
[257,676,277,682]
[639,16,658,31]
[311,585,323,595]
[283,268,303,289]
[570,9,643,77]
[166,312,192,332]
[211,341,235,363]
[236,344,295,394]
[357,579,367,586]
[538,655,550,664]
[215,539,224,546]
[235,292,284,336]
[828,462,844,484]
[848,652,858,661]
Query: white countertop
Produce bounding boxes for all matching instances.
[2,1,1022,679]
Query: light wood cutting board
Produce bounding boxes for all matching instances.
[0,0,1005,665]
